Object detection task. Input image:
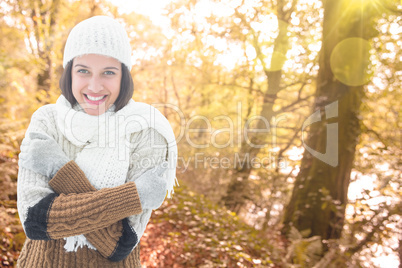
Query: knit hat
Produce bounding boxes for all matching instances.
[63,16,132,71]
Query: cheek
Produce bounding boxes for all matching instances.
[71,76,89,102]
[71,80,78,95]
[107,78,121,97]
[71,75,84,93]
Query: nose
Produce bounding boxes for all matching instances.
[88,76,103,93]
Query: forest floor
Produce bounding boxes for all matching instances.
[0,156,279,267]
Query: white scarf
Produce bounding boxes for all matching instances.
[56,95,178,251]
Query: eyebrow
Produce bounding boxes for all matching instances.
[74,64,120,70]
[105,67,120,70]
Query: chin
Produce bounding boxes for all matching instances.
[84,107,106,116]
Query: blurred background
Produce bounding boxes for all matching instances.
[0,0,401,267]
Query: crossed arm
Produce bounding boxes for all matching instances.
[46,160,142,261]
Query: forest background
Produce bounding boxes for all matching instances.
[0,0,401,267]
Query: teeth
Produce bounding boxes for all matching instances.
[87,95,105,101]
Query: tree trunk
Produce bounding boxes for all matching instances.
[282,0,374,243]
[221,5,290,211]
[14,0,62,93]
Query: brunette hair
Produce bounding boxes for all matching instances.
[59,60,134,112]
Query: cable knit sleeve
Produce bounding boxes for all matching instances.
[17,105,59,228]
[126,128,168,241]
[127,128,168,182]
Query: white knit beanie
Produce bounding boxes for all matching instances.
[63,16,132,71]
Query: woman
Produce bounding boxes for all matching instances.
[17,16,177,267]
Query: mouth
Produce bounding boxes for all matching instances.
[84,94,107,105]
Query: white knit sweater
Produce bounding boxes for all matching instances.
[17,103,168,251]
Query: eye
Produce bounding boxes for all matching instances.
[104,71,116,75]
[77,69,89,74]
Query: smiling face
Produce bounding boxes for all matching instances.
[71,54,122,116]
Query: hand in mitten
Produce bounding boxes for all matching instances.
[135,162,168,210]
[19,132,70,178]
